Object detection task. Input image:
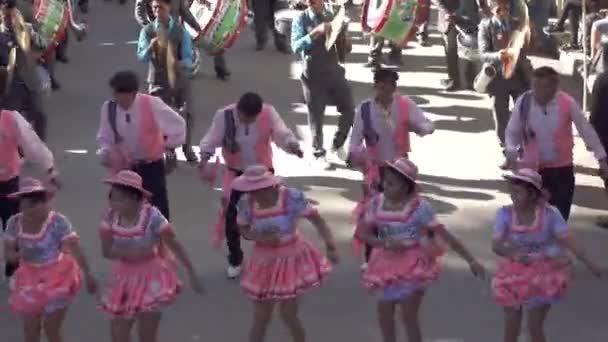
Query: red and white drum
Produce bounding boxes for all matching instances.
[361,0,430,46]
[33,0,69,60]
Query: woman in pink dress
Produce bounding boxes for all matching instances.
[98,170,204,342]
[2,178,97,342]
[492,168,604,342]
[231,165,339,342]
[355,158,485,342]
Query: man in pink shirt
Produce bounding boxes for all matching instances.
[505,66,608,220]
[198,92,303,278]
[0,67,57,282]
[96,71,186,219]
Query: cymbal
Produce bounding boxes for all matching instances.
[325,6,347,51]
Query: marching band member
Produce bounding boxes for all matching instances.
[356,157,485,342]
[98,170,204,342]
[3,177,97,342]
[348,68,434,269]
[252,0,288,52]
[364,37,403,68]
[434,0,488,91]
[291,0,355,169]
[96,70,186,220]
[478,0,532,166]
[137,0,198,162]
[135,0,232,80]
[492,168,603,342]
[198,92,303,279]
[0,66,58,285]
[0,0,49,141]
[232,165,338,342]
[504,66,608,221]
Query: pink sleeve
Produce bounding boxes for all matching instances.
[150,96,186,149]
[493,208,510,241]
[96,101,114,157]
[98,209,113,239]
[12,111,54,171]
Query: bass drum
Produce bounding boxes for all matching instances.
[361,0,430,46]
[33,0,69,61]
[187,0,248,55]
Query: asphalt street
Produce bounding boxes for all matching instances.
[1,2,607,341]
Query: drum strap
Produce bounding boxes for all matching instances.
[108,100,123,144]
[222,109,240,153]
[361,100,379,146]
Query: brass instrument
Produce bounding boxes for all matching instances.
[152,24,178,90]
[501,0,530,79]
[65,0,88,41]
[10,9,31,54]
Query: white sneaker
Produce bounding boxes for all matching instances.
[332,145,348,162]
[313,156,332,170]
[227,265,241,279]
[360,262,368,272]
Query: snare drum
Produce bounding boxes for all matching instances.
[456,31,479,61]
[33,0,69,60]
[361,0,429,46]
[187,0,248,55]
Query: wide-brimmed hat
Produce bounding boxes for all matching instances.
[503,168,542,191]
[7,177,54,199]
[104,170,152,197]
[231,165,282,192]
[383,157,418,184]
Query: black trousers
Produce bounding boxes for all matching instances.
[556,1,582,45]
[224,168,275,267]
[252,0,284,45]
[0,177,20,277]
[132,159,170,220]
[540,165,575,220]
[3,81,47,141]
[443,26,460,86]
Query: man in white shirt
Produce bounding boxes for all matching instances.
[505,66,608,220]
[199,92,303,278]
[96,71,186,219]
[0,66,57,281]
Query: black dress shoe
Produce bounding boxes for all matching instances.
[444,83,460,92]
[51,78,61,90]
[275,40,289,54]
[78,2,88,13]
[255,40,266,51]
[215,66,231,81]
[56,54,69,64]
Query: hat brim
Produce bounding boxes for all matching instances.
[503,174,542,191]
[383,161,417,185]
[231,175,283,193]
[7,189,53,199]
[104,179,153,198]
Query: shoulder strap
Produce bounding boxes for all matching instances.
[361,100,379,146]
[222,108,239,153]
[107,100,123,144]
[519,91,535,142]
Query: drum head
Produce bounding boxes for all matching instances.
[362,0,391,32]
[188,0,222,35]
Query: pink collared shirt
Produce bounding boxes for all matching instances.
[96,94,186,161]
[349,96,435,161]
[505,92,607,165]
[199,104,298,169]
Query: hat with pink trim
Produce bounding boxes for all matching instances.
[231,165,282,192]
[503,168,543,191]
[104,170,152,197]
[384,157,419,184]
[7,177,54,199]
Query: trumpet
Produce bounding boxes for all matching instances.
[65,0,88,41]
[501,0,530,79]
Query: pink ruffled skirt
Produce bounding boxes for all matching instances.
[241,237,332,300]
[99,256,182,318]
[10,254,82,316]
[492,258,571,308]
[362,246,441,299]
